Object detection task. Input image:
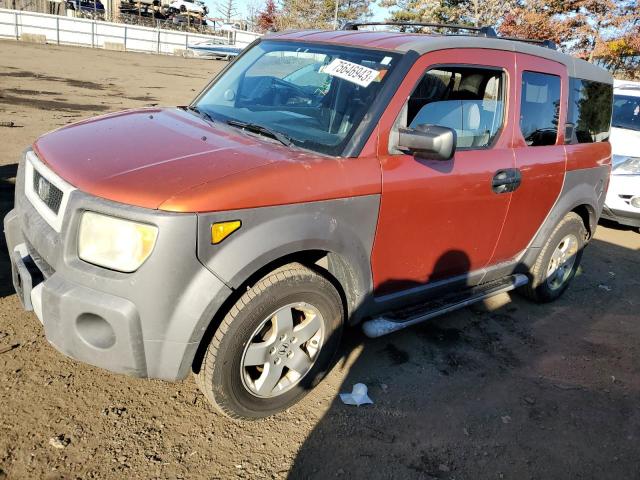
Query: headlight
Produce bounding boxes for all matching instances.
[612,156,640,175]
[78,212,158,272]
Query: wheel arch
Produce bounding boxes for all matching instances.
[571,203,596,238]
[519,166,607,270]
[190,248,365,374]
[191,196,381,372]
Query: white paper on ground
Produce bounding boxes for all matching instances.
[339,383,374,406]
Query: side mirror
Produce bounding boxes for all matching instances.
[397,124,457,161]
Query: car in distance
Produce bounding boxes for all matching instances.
[168,0,207,14]
[4,24,613,419]
[65,0,104,14]
[185,39,242,60]
[601,79,640,229]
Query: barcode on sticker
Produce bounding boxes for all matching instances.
[322,59,380,87]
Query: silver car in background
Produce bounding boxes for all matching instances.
[602,80,640,229]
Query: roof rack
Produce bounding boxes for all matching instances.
[341,22,497,37]
[498,35,558,50]
[340,21,558,50]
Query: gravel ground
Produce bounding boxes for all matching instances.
[1,40,639,480]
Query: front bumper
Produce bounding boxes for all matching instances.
[4,154,232,380]
[602,174,640,227]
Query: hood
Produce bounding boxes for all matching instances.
[610,127,640,158]
[33,108,311,210]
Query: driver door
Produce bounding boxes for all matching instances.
[371,49,518,296]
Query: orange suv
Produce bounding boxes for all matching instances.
[4,23,613,419]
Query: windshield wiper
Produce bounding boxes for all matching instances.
[226,120,293,147]
[182,105,215,124]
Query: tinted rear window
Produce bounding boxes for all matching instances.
[566,78,613,143]
[519,71,561,147]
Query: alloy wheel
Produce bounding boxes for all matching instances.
[240,303,324,398]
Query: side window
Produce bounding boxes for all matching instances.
[519,71,561,146]
[566,78,613,144]
[400,66,505,149]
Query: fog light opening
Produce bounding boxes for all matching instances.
[76,313,116,349]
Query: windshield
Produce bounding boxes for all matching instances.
[194,40,400,155]
[612,94,640,131]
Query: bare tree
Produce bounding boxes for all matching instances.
[246,0,262,28]
[216,0,238,22]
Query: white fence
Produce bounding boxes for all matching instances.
[0,8,260,55]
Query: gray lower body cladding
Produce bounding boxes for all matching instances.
[4,153,381,380]
[195,194,381,323]
[3,149,606,381]
[5,156,232,381]
[518,165,609,269]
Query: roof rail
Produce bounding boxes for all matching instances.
[341,21,558,50]
[498,36,558,50]
[341,22,497,38]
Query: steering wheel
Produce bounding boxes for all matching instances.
[271,78,315,104]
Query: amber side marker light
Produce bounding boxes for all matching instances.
[211,220,241,244]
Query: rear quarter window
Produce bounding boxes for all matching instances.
[566,78,613,143]
[519,71,561,147]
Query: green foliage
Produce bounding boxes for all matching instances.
[380,0,518,27]
[499,0,639,78]
[380,0,638,78]
[277,0,373,29]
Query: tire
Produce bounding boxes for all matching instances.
[179,4,186,11]
[520,212,587,303]
[195,263,344,420]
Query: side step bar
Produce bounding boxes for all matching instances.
[362,274,529,338]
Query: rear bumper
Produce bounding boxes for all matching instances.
[4,154,233,381]
[601,205,640,227]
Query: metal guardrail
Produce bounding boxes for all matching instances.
[0,7,258,55]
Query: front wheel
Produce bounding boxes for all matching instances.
[520,212,587,303]
[195,263,344,420]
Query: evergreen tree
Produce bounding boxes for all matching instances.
[277,0,372,30]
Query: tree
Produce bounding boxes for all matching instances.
[256,0,278,31]
[380,0,518,28]
[499,0,640,78]
[216,0,238,22]
[277,0,373,30]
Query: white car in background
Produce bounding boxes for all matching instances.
[185,38,242,59]
[169,0,207,14]
[602,80,640,229]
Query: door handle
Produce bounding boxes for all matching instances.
[492,169,521,194]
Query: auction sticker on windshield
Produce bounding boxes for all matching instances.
[322,59,380,87]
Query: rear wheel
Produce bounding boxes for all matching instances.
[520,212,587,303]
[195,263,344,419]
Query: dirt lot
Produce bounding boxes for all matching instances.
[1,40,640,480]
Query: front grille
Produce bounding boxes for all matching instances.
[32,169,63,214]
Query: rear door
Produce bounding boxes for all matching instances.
[371,49,518,296]
[491,54,569,262]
